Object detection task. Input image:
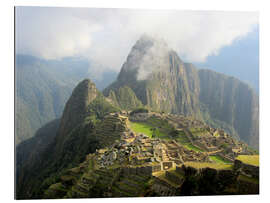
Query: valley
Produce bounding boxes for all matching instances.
[15,34,259,199]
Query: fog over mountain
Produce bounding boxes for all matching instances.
[105,35,259,149]
[16,7,258,89]
[15,54,117,144]
[15,7,260,200]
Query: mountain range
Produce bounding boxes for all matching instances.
[104,35,259,149]
[15,35,259,199]
[15,54,117,144]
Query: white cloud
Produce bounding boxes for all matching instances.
[16,7,258,72]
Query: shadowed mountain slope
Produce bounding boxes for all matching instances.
[104,35,259,148]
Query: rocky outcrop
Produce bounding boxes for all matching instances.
[104,35,259,149]
[57,79,98,143]
[234,159,259,178]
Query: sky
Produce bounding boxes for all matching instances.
[196,25,259,91]
[15,7,259,88]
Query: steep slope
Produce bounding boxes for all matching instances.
[16,79,123,199]
[16,119,60,177]
[15,55,72,144]
[104,35,259,148]
[107,86,143,110]
[15,54,117,144]
[104,35,202,116]
[198,69,259,148]
[42,112,258,198]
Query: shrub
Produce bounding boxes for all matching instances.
[130,108,149,115]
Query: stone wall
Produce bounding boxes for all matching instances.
[234,159,259,178]
[151,177,179,196]
[176,166,184,175]
[121,166,152,177]
[237,179,259,194]
[193,141,208,151]
[162,161,173,170]
[165,171,184,185]
[217,153,234,162]
[152,164,162,173]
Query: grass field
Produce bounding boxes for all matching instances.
[183,143,204,152]
[236,155,259,166]
[129,117,174,139]
[209,155,232,164]
[129,122,154,138]
[189,127,209,137]
[184,161,233,170]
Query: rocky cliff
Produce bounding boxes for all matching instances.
[16,79,122,199]
[104,35,259,148]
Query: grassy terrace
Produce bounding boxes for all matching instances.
[177,131,189,143]
[184,161,233,170]
[129,122,155,138]
[210,155,232,164]
[189,127,209,137]
[183,143,204,152]
[236,155,259,167]
[129,117,206,153]
[129,117,174,139]
[152,167,180,188]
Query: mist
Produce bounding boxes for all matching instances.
[16,7,258,75]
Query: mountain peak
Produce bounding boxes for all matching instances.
[57,78,99,140]
[134,34,169,52]
[117,35,174,81]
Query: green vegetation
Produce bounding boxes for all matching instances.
[209,155,232,164]
[177,130,189,144]
[16,37,260,198]
[129,122,164,138]
[129,116,175,139]
[183,143,204,152]
[236,155,259,167]
[247,146,259,155]
[87,93,120,122]
[238,174,259,184]
[16,54,117,145]
[105,40,259,150]
[130,107,149,115]
[189,127,209,137]
[184,162,233,170]
[173,129,204,152]
[108,86,143,110]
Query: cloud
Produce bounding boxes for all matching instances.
[136,36,171,80]
[16,7,258,73]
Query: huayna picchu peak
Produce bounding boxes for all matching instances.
[104,35,259,149]
[16,34,259,199]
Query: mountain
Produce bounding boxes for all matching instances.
[107,86,143,110]
[16,77,259,199]
[15,54,117,144]
[195,26,259,92]
[16,79,123,199]
[104,35,259,149]
[16,35,259,199]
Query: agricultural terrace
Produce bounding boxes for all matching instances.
[189,127,209,137]
[209,155,232,164]
[184,161,233,170]
[128,116,174,139]
[183,143,204,152]
[236,155,259,167]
